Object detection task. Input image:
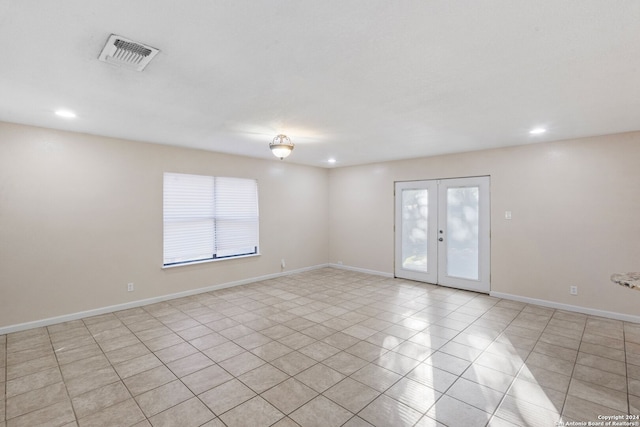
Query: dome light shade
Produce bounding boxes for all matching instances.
[269,134,294,160]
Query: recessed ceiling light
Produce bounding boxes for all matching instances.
[529,127,546,135]
[328,158,336,164]
[55,109,77,119]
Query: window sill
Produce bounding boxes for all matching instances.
[162,252,261,269]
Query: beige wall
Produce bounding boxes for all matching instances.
[2,121,639,329]
[0,122,330,328]
[329,132,640,318]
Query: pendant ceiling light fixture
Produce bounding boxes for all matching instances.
[269,134,294,160]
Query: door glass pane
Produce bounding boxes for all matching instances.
[446,186,479,280]
[401,189,429,272]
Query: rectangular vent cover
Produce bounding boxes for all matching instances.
[98,34,159,72]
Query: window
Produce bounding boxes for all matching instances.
[163,172,259,266]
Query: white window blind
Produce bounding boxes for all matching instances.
[163,173,258,266]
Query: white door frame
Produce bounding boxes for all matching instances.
[394,176,491,293]
[394,180,438,283]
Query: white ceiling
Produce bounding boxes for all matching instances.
[1,1,639,167]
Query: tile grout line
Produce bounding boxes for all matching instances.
[54,318,127,425]
[87,315,152,425]
[46,323,81,426]
[357,287,507,424]
[126,303,230,425]
[4,330,62,423]
[322,292,509,425]
[111,309,165,426]
[445,297,530,426]
[559,314,590,421]
[506,306,559,423]
[121,299,295,424]
[294,285,414,425]
[624,323,630,415]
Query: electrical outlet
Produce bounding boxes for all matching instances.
[281,259,286,269]
[127,283,134,292]
[569,285,578,295]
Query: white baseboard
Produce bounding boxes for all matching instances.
[491,291,640,324]
[0,264,330,335]
[6,264,636,335]
[331,264,640,323]
[328,263,394,278]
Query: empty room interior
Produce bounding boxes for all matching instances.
[1,2,639,427]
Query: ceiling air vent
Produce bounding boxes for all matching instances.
[98,34,159,72]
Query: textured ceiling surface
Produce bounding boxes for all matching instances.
[1,1,639,167]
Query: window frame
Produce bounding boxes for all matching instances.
[162,172,259,268]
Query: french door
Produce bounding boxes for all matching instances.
[394,176,490,293]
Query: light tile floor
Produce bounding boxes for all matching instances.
[1,268,639,427]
